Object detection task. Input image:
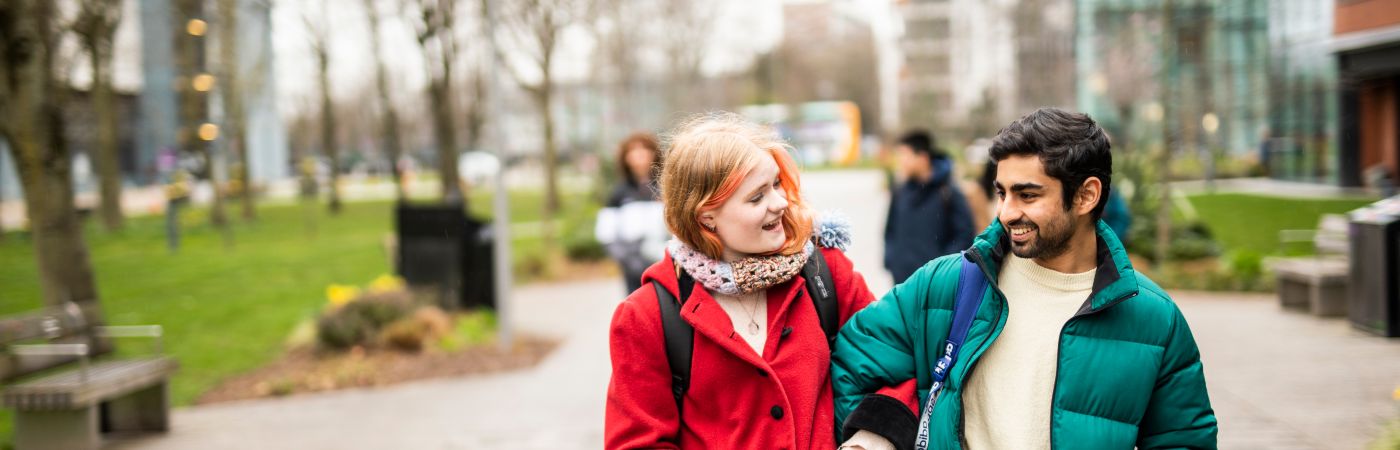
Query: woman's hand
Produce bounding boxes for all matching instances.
[839,430,894,450]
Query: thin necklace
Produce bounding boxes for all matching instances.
[737,291,763,335]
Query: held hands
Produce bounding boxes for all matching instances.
[839,430,895,450]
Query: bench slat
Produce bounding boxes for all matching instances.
[3,357,177,410]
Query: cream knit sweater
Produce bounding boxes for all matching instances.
[962,254,1095,449]
[840,255,1095,450]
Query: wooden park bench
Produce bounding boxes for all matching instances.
[1273,214,1351,317]
[1,302,177,450]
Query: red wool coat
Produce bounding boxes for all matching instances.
[605,247,876,450]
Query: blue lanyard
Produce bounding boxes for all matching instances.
[915,254,986,450]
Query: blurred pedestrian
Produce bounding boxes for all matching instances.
[595,132,670,293]
[1103,187,1132,244]
[605,112,892,449]
[883,130,975,284]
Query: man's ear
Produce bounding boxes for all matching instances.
[1075,177,1103,217]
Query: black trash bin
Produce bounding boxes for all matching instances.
[1348,197,1400,337]
[395,204,496,310]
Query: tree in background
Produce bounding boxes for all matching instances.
[362,0,408,201]
[0,0,101,307]
[175,0,232,233]
[494,0,592,250]
[74,0,125,231]
[403,0,466,204]
[657,0,717,115]
[217,0,256,221]
[304,6,342,214]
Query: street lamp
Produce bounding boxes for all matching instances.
[1143,101,1164,123]
[192,73,215,92]
[1088,72,1108,95]
[198,123,219,141]
[1202,112,1219,134]
[186,19,207,36]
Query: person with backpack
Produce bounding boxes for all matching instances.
[884,130,975,284]
[832,108,1216,450]
[604,112,888,449]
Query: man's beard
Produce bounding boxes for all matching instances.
[1006,210,1076,260]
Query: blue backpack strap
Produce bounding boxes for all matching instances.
[914,252,988,450]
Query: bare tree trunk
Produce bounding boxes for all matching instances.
[535,86,558,248]
[0,167,6,242]
[409,0,463,205]
[429,77,460,202]
[363,0,407,201]
[176,0,228,228]
[463,68,486,153]
[313,41,341,214]
[76,0,125,231]
[1,0,101,307]
[88,33,124,231]
[537,19,560,248]
[1155,0,1175,266]
[219,0,255,221]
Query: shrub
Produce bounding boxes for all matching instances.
[380,317,430,352]
[563,230,607,261]
[1128,220,1222,263]
[561,201,607,262]
[1223,250,1265,290]
[315,289,414,351]
[316,312,372,351]
[437,310,497,352]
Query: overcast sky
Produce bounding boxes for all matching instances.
[99,0,898,119]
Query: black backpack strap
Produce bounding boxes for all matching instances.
[654,270,695,419]
[801,248,840,350]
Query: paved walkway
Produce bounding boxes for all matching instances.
[108,170,1399,449]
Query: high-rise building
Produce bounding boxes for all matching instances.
[897,0,955,131]
[895,0,1075,139]
[140,0,287,186]
[1075,0,1270,171]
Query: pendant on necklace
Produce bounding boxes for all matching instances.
[747,321,761,335]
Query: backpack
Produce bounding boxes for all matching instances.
[651,249,838,415]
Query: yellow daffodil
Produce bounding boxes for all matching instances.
[367,274,405,294]
[326,284,362,308]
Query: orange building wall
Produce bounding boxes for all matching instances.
[1336,0,1400,35]
[1358,80,1399,178]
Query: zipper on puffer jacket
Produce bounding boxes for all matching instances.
[1045,291,1138,449]
[954,250,1005,449]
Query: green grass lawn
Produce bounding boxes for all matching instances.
[1187,193,1376,256]
[0,188,598,445]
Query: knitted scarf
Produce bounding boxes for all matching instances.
[667,213,852,295]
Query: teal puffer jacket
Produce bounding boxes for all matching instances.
[832,220,1217,449]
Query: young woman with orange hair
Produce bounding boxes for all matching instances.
[604,113,888,449]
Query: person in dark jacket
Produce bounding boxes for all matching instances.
[883,130,975,284]
[596,133,670,293]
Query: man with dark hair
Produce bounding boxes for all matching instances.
[884,129,975,284]
[834,108,1216,450]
